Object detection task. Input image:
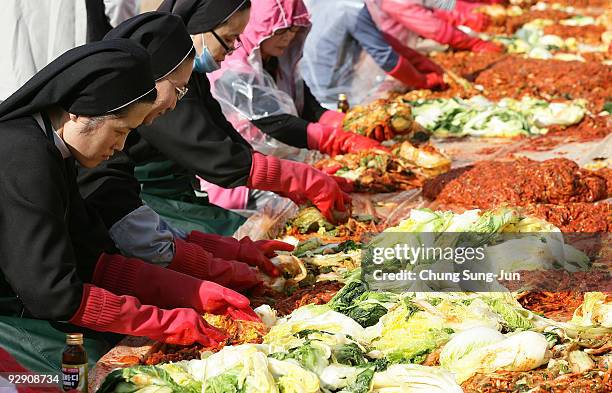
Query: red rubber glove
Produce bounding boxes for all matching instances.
[406,50,445,75]
[463,12,490,32]
[434,7,490,32]
[248,152,351,223]
[253,239,295,257]
[332,176,355,193]
[372,125,395,141]
[380,33,446,89]
[474,0,507,4]
[425,73,447,90]
[307,123,384,156]
[186,231,295,277]
[317,166,355,193]
[318,110,346,128]
[453,0,482,12]
[169,238,261,290]
[93,253,257,316]
[447,28,504,52]
[226,306,261,322]
[320,163,343,175]
[387,45,447,91]
[69,284,227,346]
[472,40,504,53]
[387,56,437,89]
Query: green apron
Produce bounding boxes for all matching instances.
[135,160,245,236]
[0,315,121,373]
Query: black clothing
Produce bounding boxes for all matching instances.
[78,72,254,229]
[85,0,114,42]
[248,58,327,148]
[0,116,114,320]
[0,39,154,320]
[251,82,327,148]
[104,12,193,80]
[78,8,254,230]
[301,83,329,122]
[135,74,253,187]
[158,0,251,34]
[76,146,143,229]
[77,12,195,229]
[0,39,154,120]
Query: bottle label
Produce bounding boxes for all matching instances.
[61,363,88,392]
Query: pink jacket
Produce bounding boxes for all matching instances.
[203,0,312,210]
[208,0,311,152]
[209,0,311,110]
[365,0,484,47]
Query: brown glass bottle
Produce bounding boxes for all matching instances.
[61,333,88,392]
[337,93,350,113]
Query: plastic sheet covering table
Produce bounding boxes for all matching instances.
[89,336,157,392]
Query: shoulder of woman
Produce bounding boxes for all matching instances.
[185,72,210,96]
[0,117,63,166]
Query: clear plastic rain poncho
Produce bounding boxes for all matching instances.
[300,0,393,108]
[208,0,314,160]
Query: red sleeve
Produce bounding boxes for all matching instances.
[380,0,455,43]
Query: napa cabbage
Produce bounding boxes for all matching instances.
[571,292,612,328]
[440,328,550,383]
[409,96,584,137]
[371,364,463,393]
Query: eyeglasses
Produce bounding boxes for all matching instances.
[168,79,188,100]
[210,29,242,55]
[175,85,188,100]
[274,26,302,36]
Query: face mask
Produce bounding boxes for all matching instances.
[193,33,220,73]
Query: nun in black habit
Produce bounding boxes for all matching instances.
[0,39,250,372]
[76,12,271,290]
[77,0,349,247]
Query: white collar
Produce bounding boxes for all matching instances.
[32,113,72,159]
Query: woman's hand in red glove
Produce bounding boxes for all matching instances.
[318,110,347,128]
[185,232,293,277]
[248,153,351,224]
[320,163,343,175]
[252,239,295,257]
[69,284,228,347]
[446,27,505,53]
[226,306,261,322]
[332,176,355,193]
[93,254,256,316]
[235,238,293,277]
[463,12,490,32]
[307,123,386,155]
[406,50,445,75]
[472,40,504,53]
[425,73,448,90]
[372,125,394,142]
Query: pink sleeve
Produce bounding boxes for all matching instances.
[433,9,468,27]
[434,0,483,26]
[467,0,506,3]
[455,0,483,13]
[198,177,249,210]
[379,0,455,43]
